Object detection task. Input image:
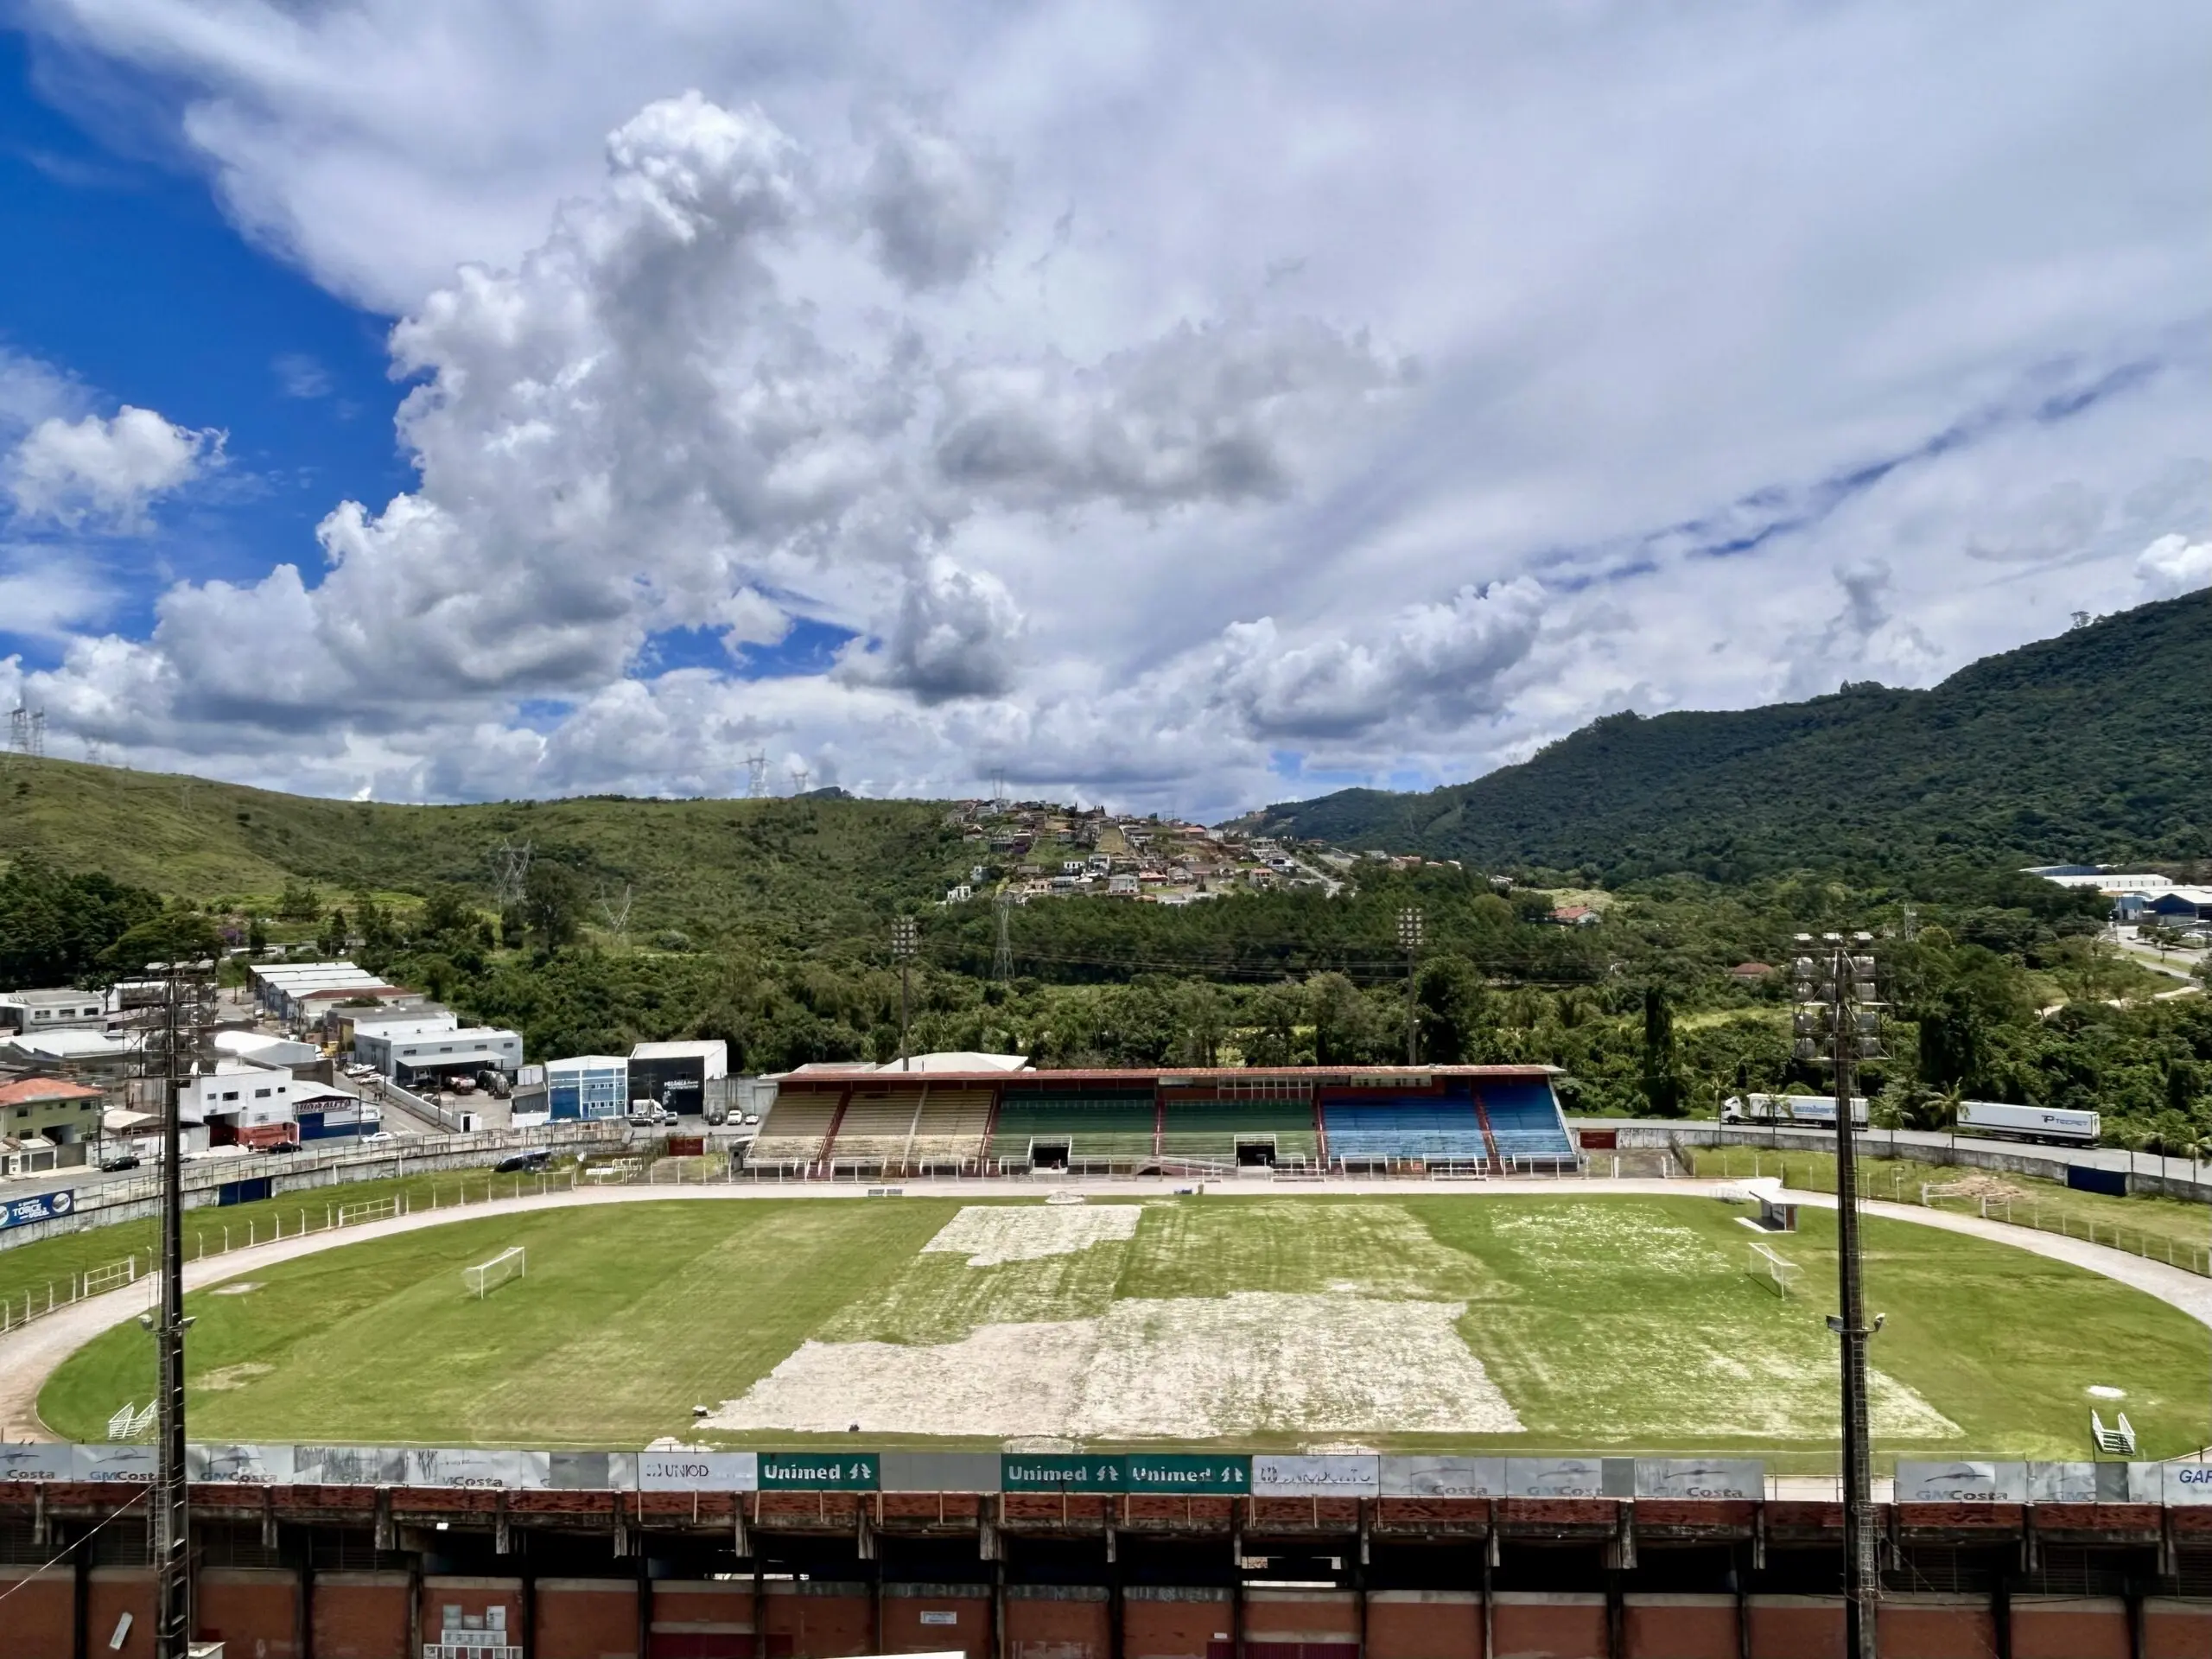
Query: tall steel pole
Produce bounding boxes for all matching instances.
[1398,907,1423,1066]
[1797,933,1882,1659]
[893,918,918,1072]
[152,958,204,1659]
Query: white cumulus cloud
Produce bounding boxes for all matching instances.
[7,406,219,531]
[2134,533,2212,602]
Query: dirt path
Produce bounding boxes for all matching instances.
[3,1176,2204,1442]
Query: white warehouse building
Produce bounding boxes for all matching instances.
[354,1017,524,1087]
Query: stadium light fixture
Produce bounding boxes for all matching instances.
[1794,930,1885,1659]
[1398,907,1424,1065]
[893,917,918,1072]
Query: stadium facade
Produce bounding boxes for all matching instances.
[748,1065,1580,1179]
[1,1458,2205,1656]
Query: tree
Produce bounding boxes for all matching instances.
[1415,954,1490,1064]
[1917,985,1983,1095]
[103,909,226,973]
[316,907,349,957]
[247,916,268,956]
[276,878,321,921]
[521,862,585,951]
[1638,984,1688,1117]
[0,857,162,984]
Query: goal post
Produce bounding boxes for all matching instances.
[465,1246,526,1300]
[1746,1241,1800,1299]
[336,1197,402,1229]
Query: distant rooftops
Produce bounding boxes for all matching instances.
[0,1077,105,1108]
[786,1051,1032,1077]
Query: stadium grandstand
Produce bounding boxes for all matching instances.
[746,1065,1575,1178]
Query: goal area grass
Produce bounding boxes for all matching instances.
[38,1192,2209,1466]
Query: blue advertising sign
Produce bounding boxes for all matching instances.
[2,1190,74,1231]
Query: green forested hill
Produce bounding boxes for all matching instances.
[0,758,963,950]
[1249,589,2212,880]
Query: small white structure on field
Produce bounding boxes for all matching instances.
[465,1247,526,1299]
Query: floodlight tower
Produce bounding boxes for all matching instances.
[143,956,214,1659]
[1398,906,1425,1065]
[893,916,918,1071]
[1793,931,1886,1659]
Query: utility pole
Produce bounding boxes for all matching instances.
[893,916,918,1071]
[1398,907,1424,1065]
[147,956,213,1659]
[745,752,768,799]
[1794,931,1885,1659]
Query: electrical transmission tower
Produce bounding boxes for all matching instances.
[791,766,810,797]
[8,706,45,760]
[745,752,768,798]
[993,888,1016,983]
[990,766,1007,808]
[491,840,533,912]
[600,885,634,947]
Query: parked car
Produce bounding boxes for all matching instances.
[495,1149,552,1173]
[99,1154,142,1173]
[259,1141,301,1154]
[358,1132,396,1145]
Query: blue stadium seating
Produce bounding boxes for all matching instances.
[1480,1079,1577,1163]
[1321,1099,1489,1163]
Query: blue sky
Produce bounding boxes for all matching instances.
[0,35,411,664]
[0,3,2207,812]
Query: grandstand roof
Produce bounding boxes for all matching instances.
[775,1063,1559,1088]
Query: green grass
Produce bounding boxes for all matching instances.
[0,1169,572,1319]
[38,1193,2209,1464]
[1696,1145,2212,1273]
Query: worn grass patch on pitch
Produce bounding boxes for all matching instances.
[37,1192,2209,1457]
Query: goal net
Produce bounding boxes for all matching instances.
[465,1246,526,1299]
[1746,1242,1800,1299]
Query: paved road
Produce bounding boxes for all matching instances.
[4,1175,2207,1444]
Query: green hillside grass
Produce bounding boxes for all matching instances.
[0,757,964,948]
[1250,588,2212,880]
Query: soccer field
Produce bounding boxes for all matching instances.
[38,1192,2209,1461]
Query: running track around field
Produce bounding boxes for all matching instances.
[1,1178,2205,1443]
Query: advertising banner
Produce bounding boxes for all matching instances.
[293,1446,408,1486]
[1894,1461,2028,1503]
[639,1451,760,1491]
[1,1190,74,1231]
[0,1443,72,1482]
[1634,1459,1763,1500]
[2166,1463,2212,1506]
[1505,1459,1611,1499]
[404,1448,551,1490]
[1250,1455,1380,1497]
[188,1444,296,1484]
[2025,1462,2096,1503]
[1123,1455,1249,1495]
[881,1452,1001,1492]
[1001,1454,1125,1493]
[77,1445,157,1483]
[1379,1456,1506,1498]
[757,1452,880,1491]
